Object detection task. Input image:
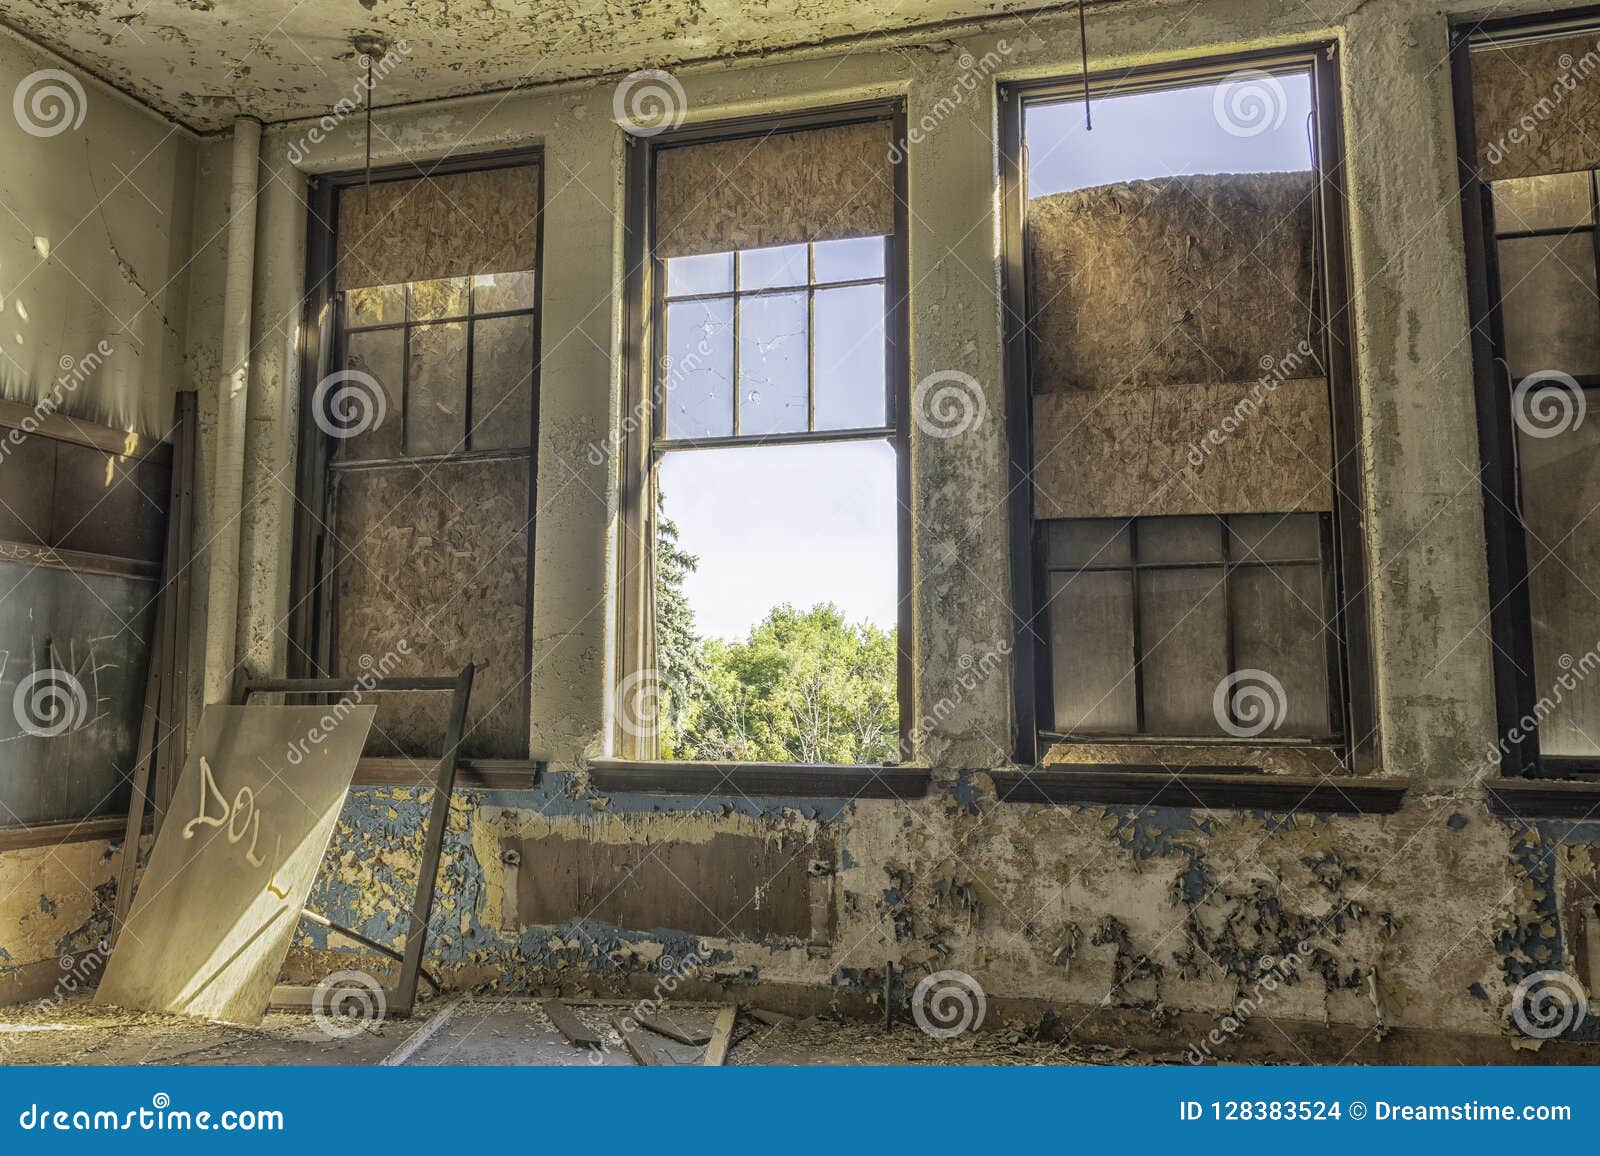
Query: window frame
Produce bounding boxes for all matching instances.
[1453,12,1600,785]
[998,44,1374,771]
[617,100,914,764]
[288,149,544,764]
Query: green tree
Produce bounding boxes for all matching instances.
[675,603,898,765]
[654,492,702,758]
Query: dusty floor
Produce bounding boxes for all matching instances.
[0,995,1179,1066]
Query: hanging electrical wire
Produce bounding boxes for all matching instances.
[1079,0,1092,130]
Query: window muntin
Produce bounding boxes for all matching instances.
[1043,514,1338,739]
[657,237,889,443]
[338,272,537,461]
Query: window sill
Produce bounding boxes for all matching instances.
[1484,776,1600,821]
[990,768,1407,814]
[352,757,544,790]
[0,816,145,852]
[588,760,930,800]
[1041,737,1349,778]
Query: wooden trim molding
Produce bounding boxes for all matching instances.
[1484,777,1600,821]
[0,816,138,852]
[353,758,543,791]
[0,397,168,459]
[989,769,1407,813]
[589,760,930,800]
[0,538,160,581]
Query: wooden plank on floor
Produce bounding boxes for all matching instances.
[703,1005,737,1066]
[540,998,603,1048]
[379,996,465,1067]
[612,1016,671,1066]
[638,1012,711,1046]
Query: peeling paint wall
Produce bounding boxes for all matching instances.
[0,27,193,1004]
[282,776,1579,1053]
[0,26,194,437]
[12,0,1600,1054]
[0,838,123,1005]
[240,0,1570,1051]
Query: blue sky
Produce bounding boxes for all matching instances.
[659,73,1314,644]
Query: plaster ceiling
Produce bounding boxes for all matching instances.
[0,0,1052,133]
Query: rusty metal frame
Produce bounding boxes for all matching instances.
[239,664,474,1019]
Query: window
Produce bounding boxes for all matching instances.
[1044,514,1339,739]
[294,157,541,760]
[619,109,910,765]
[1464,20,1600,774]
[1001,50,1370,766]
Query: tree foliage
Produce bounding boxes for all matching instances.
[654,506,898,764]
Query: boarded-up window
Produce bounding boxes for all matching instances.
[1487,166,1600,758]
[1018,66,1355,747]
[323,161,540,759]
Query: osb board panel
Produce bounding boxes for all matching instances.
[336,164,540,290]
[334,457,529,759]
[1032,377,1333,518]
[1027,172,1318,392]
[655,120,895,259]
[1042,741,1346,777]
[95,705,374,1026]
[1473,35,1600,180]
[504,830,834,941]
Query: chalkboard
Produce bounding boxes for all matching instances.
[0,559,157,826]
[95,704,375,1025]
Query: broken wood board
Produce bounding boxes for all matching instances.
[703,1005,737,1066]
[380,996,466,1066]
[638,1012,712,1046]
[612,1016,672,1066]
[95,704,375,1026]
[540,998,604,1048]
